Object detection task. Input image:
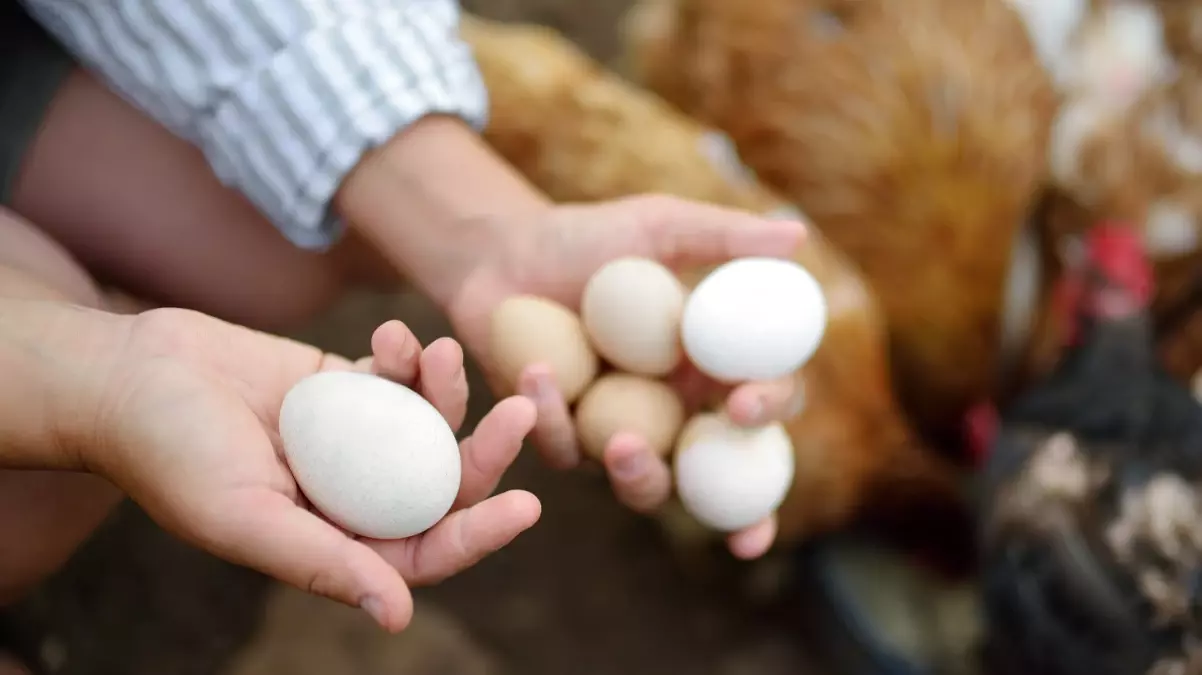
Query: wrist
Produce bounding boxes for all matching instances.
[0,299,132,471]
[335,115,552,310]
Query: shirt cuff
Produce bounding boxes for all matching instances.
[196,5,489,251]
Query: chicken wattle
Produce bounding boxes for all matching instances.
[973,224,1202,675]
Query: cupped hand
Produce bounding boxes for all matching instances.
[446,194,808,559]
[90,309,539,632]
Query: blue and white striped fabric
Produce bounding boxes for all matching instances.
[20,0,490,249]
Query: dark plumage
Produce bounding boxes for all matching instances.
[975,224,1202,675]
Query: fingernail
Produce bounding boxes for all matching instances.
[745,398,765,425]
[763,205,806,223]
[361,597,387,627]
[535,373,557,401]
[786,382,807,419]
[786,396,805,419]
[404,335,422,360]
[750,222,805,254]
[517,374,540,399]
[613,451,647,479]
[391,326,408,350]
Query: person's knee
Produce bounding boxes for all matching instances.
[210,258,347,334]
[7,68,352,333]
[0,471,122,606]
[0,655,31,675]
[254,278,346,333]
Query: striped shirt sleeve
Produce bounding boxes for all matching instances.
[19,0,489,250]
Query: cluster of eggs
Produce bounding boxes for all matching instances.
[274,255,828,541]
[492,256,829,532]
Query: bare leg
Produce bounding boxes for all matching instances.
[9,69,355,333]
[0,208,124,606]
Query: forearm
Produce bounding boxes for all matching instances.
[335,115,549,309]
[0,295,127,471]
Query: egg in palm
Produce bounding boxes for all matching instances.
[278,371,462,540]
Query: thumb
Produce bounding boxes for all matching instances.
[630,195,807,266]
[202,490,415,632]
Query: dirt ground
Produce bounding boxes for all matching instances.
[5,3,833,674]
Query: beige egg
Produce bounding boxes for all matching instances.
[490,295,598,403]
[574,373,686,461]
[581,257,687,376]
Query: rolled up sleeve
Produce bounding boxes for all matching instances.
[20,0,489,250]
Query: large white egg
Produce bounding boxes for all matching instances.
[673,414,795,532]
[681,257,827,382]
[581,257,687,376]
[278,371,461,540]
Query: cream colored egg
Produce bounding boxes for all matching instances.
[278,371,461,540]
[673,413,795,532]
[490,295,599,403]
[574,373,685,461]
[581,257,687,376]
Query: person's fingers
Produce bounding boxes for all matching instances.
[340,326,469,430]
[370,490,542,587]
[204,489,414,632]
[415,337,469,432]
[664,361,729,412]
[517,364,580,470]
[725,375,805,426]
[454,396,537,508]
[603,432,673,513]
[369,320,422,385]
[628,195,807,267]
[318,353,358,372]
[726,515,777,560]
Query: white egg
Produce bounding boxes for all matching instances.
[581,257,687,376]
[681,257,827,382]
[278,371,461,540]
[674,415,795,532]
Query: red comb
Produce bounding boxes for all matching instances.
[1084,222,1153,305]
[964,401,999,466]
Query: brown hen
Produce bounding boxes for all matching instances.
[622,0,1058,444]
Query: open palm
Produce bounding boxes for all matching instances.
[92,308,539,632]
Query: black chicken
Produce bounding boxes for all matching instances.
[970,223,1202,675]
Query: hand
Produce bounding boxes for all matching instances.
[87,309,538,632]
[446,194,808,560]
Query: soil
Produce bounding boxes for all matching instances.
[5,4,828,674]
